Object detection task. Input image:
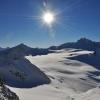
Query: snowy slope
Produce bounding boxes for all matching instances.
[73,87,100,100]
[8,49,100,100]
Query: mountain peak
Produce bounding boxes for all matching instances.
[16,43,30,48]
[77,38,93,43]
[49,37,100,51]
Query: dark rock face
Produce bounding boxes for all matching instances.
[0,85,19,100]
[0,44,51,88]
[3,58,51,88]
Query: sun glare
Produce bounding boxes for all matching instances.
[43,11,54,25]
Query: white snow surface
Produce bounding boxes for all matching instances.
[8,49,100,100]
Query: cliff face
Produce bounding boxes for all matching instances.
[94,48,100,56]
[0,85,19,100]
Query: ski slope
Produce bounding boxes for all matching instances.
[8,49,100,100]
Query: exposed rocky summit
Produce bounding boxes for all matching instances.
[0,84,19,100]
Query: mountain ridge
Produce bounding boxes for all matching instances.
[0,38,100,52]
[0,43,51,88]
[49,38,100,51]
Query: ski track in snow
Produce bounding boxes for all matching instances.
[8,49,100,100]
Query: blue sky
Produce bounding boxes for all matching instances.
[0,0,100,48]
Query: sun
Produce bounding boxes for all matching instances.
[42,11,54,25]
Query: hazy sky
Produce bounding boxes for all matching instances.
[0,0,100,47]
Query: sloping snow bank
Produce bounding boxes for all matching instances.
[8,49,100,100]
[74,87,100,100]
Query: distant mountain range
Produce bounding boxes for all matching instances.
[0,38,100,55]
[0,38,100,88]
[0,43,53,59]
[49,38,100,51]
[0,38,100,100]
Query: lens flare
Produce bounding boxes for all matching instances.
[42,11,54,25]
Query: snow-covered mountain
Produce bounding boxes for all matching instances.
[0,43,53,58]
[49,38,100,51]
[0,39,100,100]
[0,44,51,88]
[8,49,100,100]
